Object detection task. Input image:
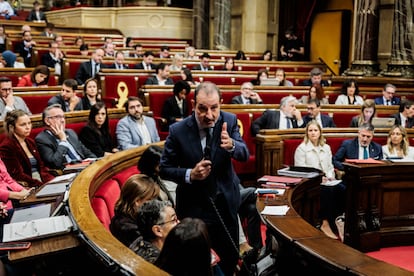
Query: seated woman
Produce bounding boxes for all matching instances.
[109,174,160,247]
[350,99,376,127]
[251,68,268,86]
[382,124,414,160]
[261,50,272,61]
[0,110,54,187]
[184,46,198,60]
[161,80,191,130]
[180,68,198,86]
[294,120,344,239]
[17,65,50,87]
[81,78,102,110]
[234,50,247,60]
[222,57,236,71]
[170,53,184,71]
[79,102,118,158]
[335,79,364,105]
[275,68,293,87]
[299,84,329,104]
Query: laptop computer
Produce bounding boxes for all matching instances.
[371,117,395,128]
[11,203,52,223]
[260,78,280,86]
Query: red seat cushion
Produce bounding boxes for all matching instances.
[112,166,140,188]
[91,197,111,230]
[94,179,121,219]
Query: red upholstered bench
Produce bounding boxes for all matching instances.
[232,112,256,176]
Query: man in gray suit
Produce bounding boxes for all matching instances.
[116,96,160,150]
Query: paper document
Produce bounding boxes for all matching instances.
[47,173,77,184]
[261,205,290,216]
[277,167,320,178]
[321,180,342,186]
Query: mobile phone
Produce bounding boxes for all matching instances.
[0,242,31,250]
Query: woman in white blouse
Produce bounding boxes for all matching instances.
[382,125,414,160]
[335,79,364,105]
[294,120,344,239]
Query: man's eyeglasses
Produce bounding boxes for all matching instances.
[0,88,12,92]
[158,216,179,226]
[47,115,65,120]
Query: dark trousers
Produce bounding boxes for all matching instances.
[239,186,263,250]
[320,183,346,230]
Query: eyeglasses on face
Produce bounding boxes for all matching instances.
[158,216,179,226]
[0,88,12,92]
[47,115,65,120]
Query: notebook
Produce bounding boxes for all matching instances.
[35,183,68,198]
[371,117,395,128]
[10,204,52,223]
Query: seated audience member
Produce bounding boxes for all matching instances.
[81,78,101,110]
[161,80,191,130]
[335,79,363,105]
[302,99,336,128]
[184,46,198,60]
[74,36,84,47]
[75,48,105,85]
[0,77,31,120]
[134,50,154,70]
[159,45,170,59]
[234,50,247,60]
[170,53,184,71]
[138,145,177,206]
[79,102,118,158]
[53,35,65,47]
[192,52,212,71]
[374,83,400,106]
[333,123,383,172]
[390,99,414,128]
[17,64,50,87]
[14,31,36,67]
[275,68,294,86]
[130,43,144,58]
[180,68,198,86]
[41,41,64,76]
[26,0,46,22]
[0,0,14,19]
[131,200,178,263]
[350,99,376,127]
[40,22,55,38]
[108,51,128,70]
[251,95,303,136]
[294,121,343,239]
[103,42,115,57]
[124,36,134,48]
[382,124,414,160]
[1,50,25,68]
[0,25,6,53]
[250,68,268,86]
[301,67,330,87]
[116,97,160,150]
[223,57,236,71]
[231,82,263,104]
[154,217,213,276]
[144,63,174,85]
[261,50,272,61]
[35,104,96,170]
[79,43,89,56]
[21,24,31,32]
[299,84,328,104]
[48,79,82,112]
[109,174,160,246]
[0,110,54,187]
[279,27,305,61]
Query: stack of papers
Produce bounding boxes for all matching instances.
[277,167,320,178]
[261,205,290,216]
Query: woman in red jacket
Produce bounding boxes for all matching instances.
[17,65,50,87]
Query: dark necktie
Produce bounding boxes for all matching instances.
[405,119,409,128]
[286,117,291,129]
[363,146,369,159]
[386,100,390,106]
[94,63,99,76]
[204,128,212,160]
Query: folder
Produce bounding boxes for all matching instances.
[35,183,67,198]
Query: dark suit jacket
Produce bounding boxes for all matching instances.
[26,10,46,21]
[391,113,414,128]
[161,96,189,129]
[75,61,106,85]
[333,138,383,170]
[251,110,299,136]
[108,63,129,69]
[230,95,262,104]
[79,125,115,158]
[302,114,336,128]
[134,62,152,70]
[14,41,33,67]
[192,64,213,71]
[0,135,54,187]
[374,96,400,106]
[160,111,249,227]
[144,76,174,85]
[41,52,62,69]
[301,79,330,87]
[35,129,96,170]
[48,95,83,112]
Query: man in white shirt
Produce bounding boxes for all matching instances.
[134,51,154,70]
[0,0,14,19]
[391,99,414,128]
[109,51,128,70]
[144,63,174,85]
[0,77,31,120]
[230,82,263,104]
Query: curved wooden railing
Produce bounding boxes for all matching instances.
[68,142,168,275]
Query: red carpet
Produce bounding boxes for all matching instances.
[366,246,414,272]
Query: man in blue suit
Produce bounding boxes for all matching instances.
[302,99,336,128]
[160,82,249,276]
[374,83,400,106]
[333,123,383,171]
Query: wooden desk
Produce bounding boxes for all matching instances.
[258,172,413,275]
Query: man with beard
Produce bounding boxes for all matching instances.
[116,96,160,150]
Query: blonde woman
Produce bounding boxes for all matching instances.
[382,125,414,160]
[350,99,376,127]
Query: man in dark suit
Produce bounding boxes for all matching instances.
[160,82,249,275]
[301,67,330,87]
[230,82,263,104]
[333,123,383,171]
[192,52,212,71]
[41,41,64,76]
[130,43,144,58]
[161,80,191,130]
[374,83,400,106]
[134,51,154,70]
[14,31,36,67]
[108,51,129,70]
[390,99,414,128]
[302,98,336,128]
[35,104,96,170]
[144,63,174,85]
[251,95,303,136]
[75,48,105,85]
